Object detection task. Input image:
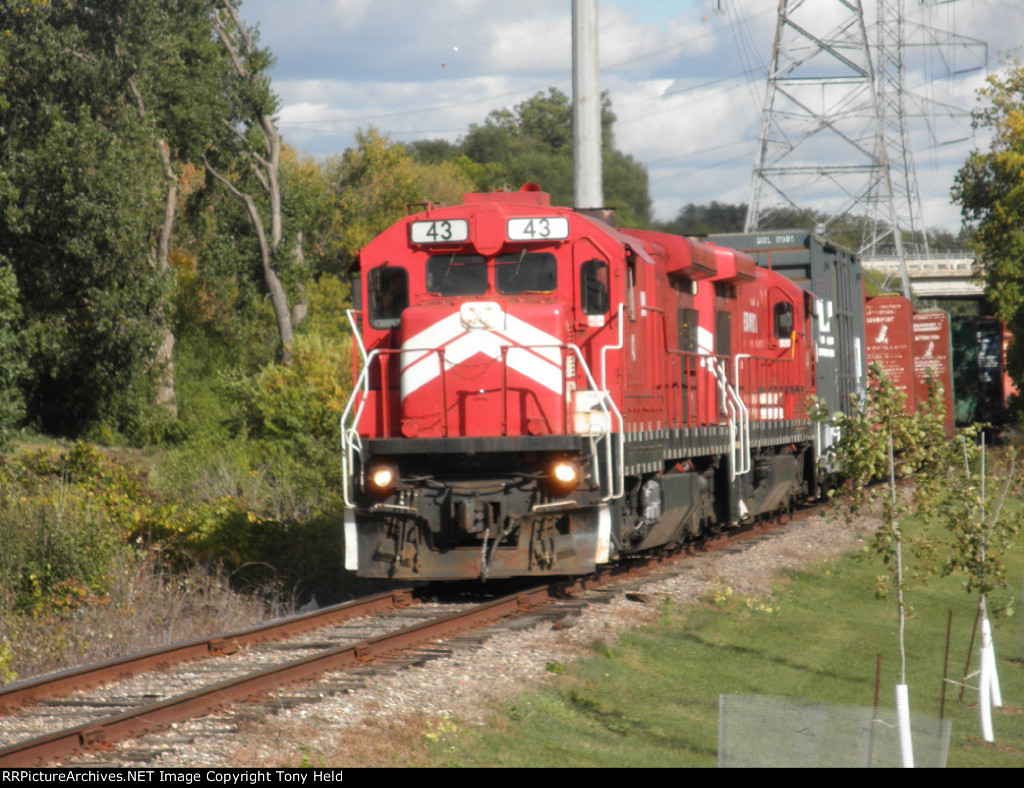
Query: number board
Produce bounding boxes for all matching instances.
[410,219,469,244]
[507,217,569,242]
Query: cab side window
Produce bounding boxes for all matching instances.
[774,301,794,340]
[580,259,609,315]
[368,266,408,329]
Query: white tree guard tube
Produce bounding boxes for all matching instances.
[979,616,999,742]
[981,616,1002,707]
[895,684,914,768]
[980,654,994,743]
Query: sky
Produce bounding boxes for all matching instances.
[237,0,1024,233]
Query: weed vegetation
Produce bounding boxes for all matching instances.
[0,437,339,682]
[0,279,397,684]
[0,384,375,684]
[414,511,1024,767]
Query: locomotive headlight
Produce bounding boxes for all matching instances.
[548,459,582,493]
[367,462,399,495]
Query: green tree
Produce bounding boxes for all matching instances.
[454,88,653,227]
[331,129,475,266]
[655,202,747,235]
[812,365,949,722]
[951,57,1024,381]
[107,0,230,419]
[0,1,169,436]
[205,0,298,363]
[0,262,25,447]
[0,0,253,439]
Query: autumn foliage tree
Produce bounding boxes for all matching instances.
[205,0,300,363]
[328,129,475,268]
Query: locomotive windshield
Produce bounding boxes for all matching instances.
[426,254,488,295]
[425,252,558,296]
[495,252,556,294]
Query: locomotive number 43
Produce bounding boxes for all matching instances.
[410,219,470,244]
[508,217,570,241]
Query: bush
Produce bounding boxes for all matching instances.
[0,558,285,683]
[0,444,162,614]
[813,363,949,500]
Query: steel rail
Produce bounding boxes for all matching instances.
[0,583,565,767]
[0,588,416,714]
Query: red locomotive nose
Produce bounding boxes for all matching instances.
[398,301,568,439]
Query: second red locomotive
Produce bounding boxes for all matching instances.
[342,185,825,580]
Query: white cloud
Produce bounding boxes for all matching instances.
[480,14,573,74]
[323,0,373,33]
[242,0,1024,229]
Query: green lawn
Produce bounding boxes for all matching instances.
[420,516,1024,767]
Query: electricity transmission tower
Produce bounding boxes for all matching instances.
[869,0,929,260]
[743,0,984,298]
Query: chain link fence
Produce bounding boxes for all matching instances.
[719,694,952,768]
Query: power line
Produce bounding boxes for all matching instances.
[276,7,769,131]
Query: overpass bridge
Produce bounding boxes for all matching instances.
[861,253,983,299]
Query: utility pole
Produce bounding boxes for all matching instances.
[573,0,603,210]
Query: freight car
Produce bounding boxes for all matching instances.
[710,234,955,437]
[952,316,1015,426]
[861,295,955,436]
[708,231,867,454]
[912,309,956,437]
[341,186,823,580]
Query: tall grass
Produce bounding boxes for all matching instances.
[2,559,286,681]
[0,438,363,684]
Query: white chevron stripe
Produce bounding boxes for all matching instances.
[400,306,564,399]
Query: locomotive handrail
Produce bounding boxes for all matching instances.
[566,342,624,502]
[721,360,748,480]
[347,309,368,364]
[702,353,749,481]
[600,304,625,392]
[341,309,370,507]
[731,355,754,478]
[339,347,384,507]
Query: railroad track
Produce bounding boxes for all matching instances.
[0,508,816,767]
[0,576,619,767]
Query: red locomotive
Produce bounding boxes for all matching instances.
[342,185,824,580]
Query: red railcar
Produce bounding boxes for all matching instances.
[341,186,821,580]
[862,295,956,435]
[912,309,955,436]
[864,295,917,414]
